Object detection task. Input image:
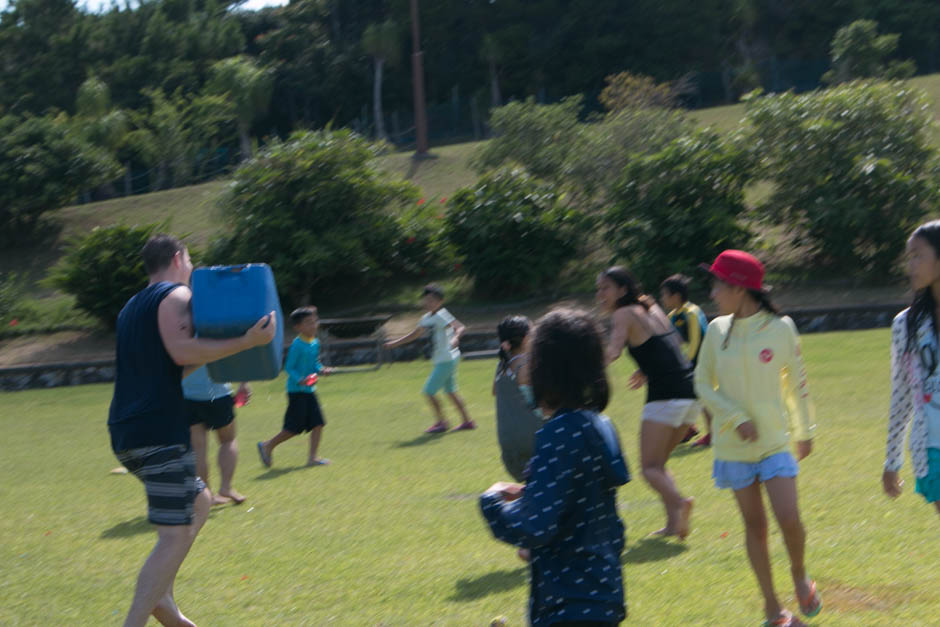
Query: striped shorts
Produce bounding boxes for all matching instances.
[116,444,206,526]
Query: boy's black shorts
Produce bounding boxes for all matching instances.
[283,392,326,433]
[185,396,235,430]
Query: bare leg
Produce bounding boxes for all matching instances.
[447,392,474,426]
[640,420,691,536]
[123,487,211,627]
[765,475,811,602]
[306,426,327,465]
[189,424,209,492]
[215,421,244,503]
[425,394,448,429]
[733,481,784,623]
[261,430,296,465]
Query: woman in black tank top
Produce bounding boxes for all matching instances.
[598,266,695,539]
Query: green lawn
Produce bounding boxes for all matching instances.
[1,327,937,625]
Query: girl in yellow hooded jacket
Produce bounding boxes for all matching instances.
[694,250,820,627]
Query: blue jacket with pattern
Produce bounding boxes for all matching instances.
[480,408,630,625]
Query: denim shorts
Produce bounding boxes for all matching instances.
[713,451,799,491]
[423,359,458,395]
[915,448,940,504]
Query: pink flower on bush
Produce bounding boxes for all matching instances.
[406,236,416,244]
[8,318,18,327]
[454,262,462,271]
[440,197,447,203]
[417,198,426,206]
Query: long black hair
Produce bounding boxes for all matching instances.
[601,266,655,310]
[906,220,940,352]
[530,308,609,413]
[497,315,531,369]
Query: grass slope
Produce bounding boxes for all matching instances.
[1,328,937,625]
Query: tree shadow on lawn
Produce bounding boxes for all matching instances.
[392,432,448,448]
[450,567,527,602]
[622,537,688,564]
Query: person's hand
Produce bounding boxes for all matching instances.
[237,383,251,401]
[246,311,277,346]
[321,367,335,376]
[486,482,524,501]
[628,369,647,390]
[882,470,903,498]
[450,337,460,349]
[795,439,812,460]
[735,420,758,442]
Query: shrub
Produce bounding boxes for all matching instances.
[45,223,161,329]
[208,129,420,307]
[606,130,753,288]
[822,20,916,85]
[0,272,24,324]
[599,71,677,111]
[745,81,938,273]
[444,167,586,296]
[472,96,582,180]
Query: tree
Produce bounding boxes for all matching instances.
[822,20,916,85]
[599,71,677,111]
[606,130,753,288]
[207,55,273,159]
[74,76,130,195]
[361,20,400,141]
[0,114,122,245]
[209,129,419,306]
[745,81,937,273]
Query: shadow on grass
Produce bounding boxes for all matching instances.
[670,443,711,459]
[450,567,527,602]
[622,537,688,564]
[392,432,447,448]
[100,515,152,539]
[252,467,304,481]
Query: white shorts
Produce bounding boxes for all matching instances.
[641,399,700,428]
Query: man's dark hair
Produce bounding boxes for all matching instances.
[141,234,185,275]
[660,274,691,302]
[421,284,445,300]
[289,306,318,326]
[530,308,609,413]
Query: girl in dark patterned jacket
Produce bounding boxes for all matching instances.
[884,220,940,517]
[480,308,631,626]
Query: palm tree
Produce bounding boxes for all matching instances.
[207,55,273,160]
[361,20,400,142]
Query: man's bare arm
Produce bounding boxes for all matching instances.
[158,286,277,370]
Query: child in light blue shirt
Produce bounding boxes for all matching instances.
[258,307,334,468]
[385,284,475,433]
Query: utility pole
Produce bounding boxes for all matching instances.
[409,0,431,158]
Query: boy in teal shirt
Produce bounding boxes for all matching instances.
[258,306,334,467]
[385,284,475,433]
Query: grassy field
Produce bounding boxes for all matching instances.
[1,327,937,625]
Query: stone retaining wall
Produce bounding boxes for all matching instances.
[0,303,906,391]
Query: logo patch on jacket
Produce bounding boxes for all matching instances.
[759,348,774,363]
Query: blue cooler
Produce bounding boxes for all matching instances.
[191,264,285,381]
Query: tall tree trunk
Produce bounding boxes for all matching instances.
[238,120,252,161]
[373,57,387,141]
[489,58,502,108]
[124,162,133,196]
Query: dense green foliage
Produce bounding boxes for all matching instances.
[209,129,419,307]
[746,81,938,272]
[823,20,916,85]
[607,130,754,287]
[45,223,161,329]
[0,114,122,244]
[0,272,24,324]
[444,167,585,296]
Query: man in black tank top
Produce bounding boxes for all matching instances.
[109,234,276,627]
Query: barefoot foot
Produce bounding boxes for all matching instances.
[217,489,246,504]
[210,493,232,506]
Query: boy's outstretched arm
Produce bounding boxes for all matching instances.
[384,326,424,349]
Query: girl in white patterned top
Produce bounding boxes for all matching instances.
[885,220,940,516]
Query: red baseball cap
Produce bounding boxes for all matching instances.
[699,250,766,291]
